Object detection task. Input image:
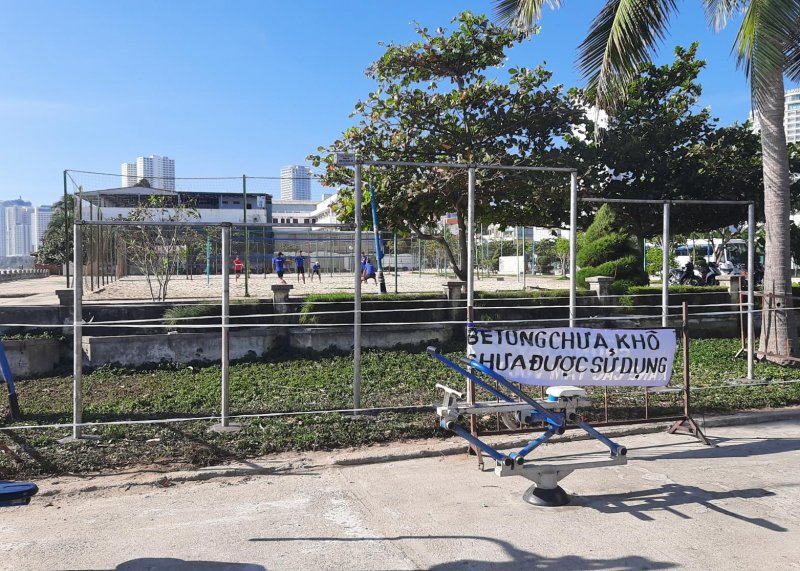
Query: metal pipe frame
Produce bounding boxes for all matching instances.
[662,203,670,327]
[77,220,355,228]
[581,198,755,206]
[441,420,510,464]
[353,163,363,410]
[747,203,755,380]
[459,357,564,429]
[72,220,83,439]
[220,224,231,426]
[569,172,578,327]
[509,427,558,462]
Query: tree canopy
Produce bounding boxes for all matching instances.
[309,12,582,280]
[573,44,764,238]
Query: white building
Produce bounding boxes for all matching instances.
[280,165,311,200]
[786,87,800,144]
[750,87,800,144]
[121,155,175,190]
[2,203,34,256]
[32,205,53,251]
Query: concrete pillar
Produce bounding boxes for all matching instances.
[586,276,614,300]
[271,284,294,314]
[443,281,466,301]
[717,274,742,304]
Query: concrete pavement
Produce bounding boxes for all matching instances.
[2,419,799,570]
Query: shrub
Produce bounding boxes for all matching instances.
[576,204,648,291]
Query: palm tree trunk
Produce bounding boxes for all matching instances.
[758,67,797,362]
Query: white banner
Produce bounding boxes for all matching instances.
[468,327,677,387]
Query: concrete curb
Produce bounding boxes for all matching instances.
[36,406,800,497]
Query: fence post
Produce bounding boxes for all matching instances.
[59,219,93,443]
[747,202,755,380]
[63,170,70,288]
[354,163,363,411]
[667,301,712,445]
[212,223,240,432]
[662,202,670,327]
[568,171,577,327]
[72,220,83,440]
[242,175,250,298]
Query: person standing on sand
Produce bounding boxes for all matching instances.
[294,251,306,284]
[233,255,244,282]
[272,251,287,285]
[311,260,322,282]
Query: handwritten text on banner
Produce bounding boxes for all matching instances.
[468,327,677,387]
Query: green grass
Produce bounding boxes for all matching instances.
[163,298,260,325]
[299,292,445,324]
[2,339,799,479]
[627,285,728,295]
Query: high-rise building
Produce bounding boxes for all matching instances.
[32,205,53,251]
[2,200,34,257]
[280,165,311,200]
[786,88,800,144]
[121,155,175,190]
[750,87,800,144]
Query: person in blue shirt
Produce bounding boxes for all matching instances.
[294,251,306,284]
[311,260,322,282]
[361,254,368,272]
[272,251,287,284]
[361,259,377,285]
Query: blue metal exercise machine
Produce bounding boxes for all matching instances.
[428,347,627,506]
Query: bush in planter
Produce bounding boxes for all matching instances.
[576,204,648,293]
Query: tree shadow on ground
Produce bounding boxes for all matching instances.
[248,535,675,570]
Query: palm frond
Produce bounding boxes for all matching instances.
[494,0,562,29]
[703,0,748,31]
[786,25,800,81]
[734,0,800,107]
[577,0,679,108]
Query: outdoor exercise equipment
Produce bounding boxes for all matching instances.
[0,481,38,507]
[369,183,387,293]
[0,341,21,420]
[428,347,627,506]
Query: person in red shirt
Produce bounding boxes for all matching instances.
[233,255,244,281]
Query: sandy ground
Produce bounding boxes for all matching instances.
[80,272,568,302]
[2,417,799,570]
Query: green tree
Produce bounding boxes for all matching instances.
[576,204,648,293]
[645,246,677,278]
[309,12,581,281]
[496,0,800,361]
[117,195,200,301]
[37,195,75,265]
[554,237,570,277]
[573,45,763,241]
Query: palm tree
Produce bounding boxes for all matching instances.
[496,0,800,362]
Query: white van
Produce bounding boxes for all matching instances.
[673,239,747,268]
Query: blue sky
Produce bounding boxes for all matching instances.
[0,0,781,206]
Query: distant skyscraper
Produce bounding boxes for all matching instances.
[750,87,800,144]
[2,200,34,257]
[32,205,53,251]
[121,155,175,190]
[280,165,311,200]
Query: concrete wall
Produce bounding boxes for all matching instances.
[1,338,68,379]
[83,329,285,367]
[81,323,459,367]
[0,269,48,282]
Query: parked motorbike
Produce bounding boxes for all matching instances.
[701,261,721,286]
[677,262,702,286]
